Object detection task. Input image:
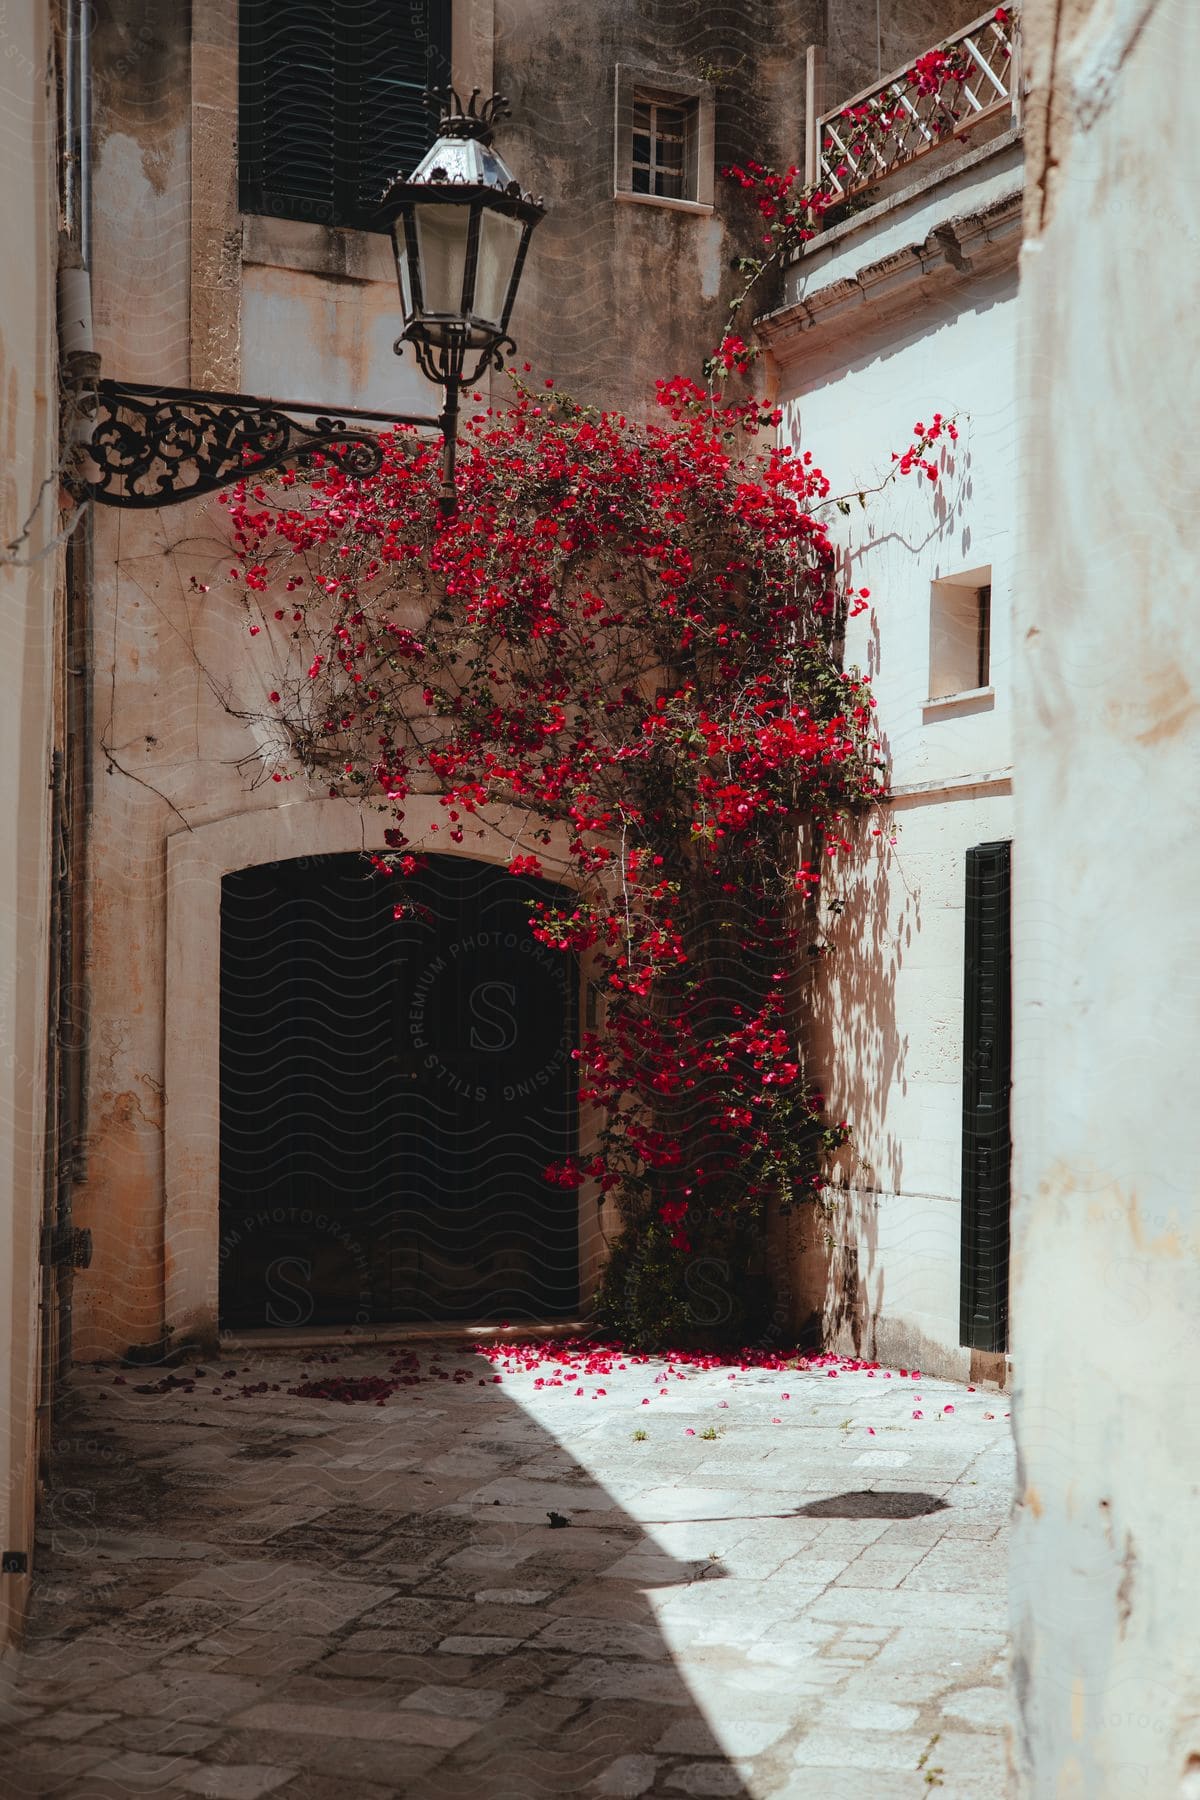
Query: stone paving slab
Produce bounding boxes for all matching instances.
[0,1343,1013,1797]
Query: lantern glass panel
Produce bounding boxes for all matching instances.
[392,215,415,324]
[413,202,470,316]
[473,209,525,333]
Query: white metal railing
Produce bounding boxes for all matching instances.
[804,7,1021,207]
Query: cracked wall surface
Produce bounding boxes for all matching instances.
[0,0,58,1655]
[761,134,1021,1385]
[1010,0,1200,1792]
[76,0,821,1359]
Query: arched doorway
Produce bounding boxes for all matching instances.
[217,853,579,1329]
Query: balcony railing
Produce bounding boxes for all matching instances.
[804,6,1021,211]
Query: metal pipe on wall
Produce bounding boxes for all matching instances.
[42,0,97,1420]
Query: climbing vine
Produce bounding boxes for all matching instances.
[711,8,1015,376]
[218,370,956,1348]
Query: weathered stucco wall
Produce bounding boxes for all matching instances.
[494,0,821,414]
[78,1,1027,1363]
[77,0,829,1357]
[78,2,192,1360]
[0,0,58,1653]
[192,0,823,419]
[90,0,191,384]
[823,0,991,107]
[766,142,1020,1378]
[1009,1,1200,1792]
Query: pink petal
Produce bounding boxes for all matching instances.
[912,1409,923,1419]
[943,1404,954,1413]
[685,1428,696,1436]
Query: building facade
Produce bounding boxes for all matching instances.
[73,0,816,1364]
[5,8,1198,1784]
[0,1,1023,1646]
[0,0,70,1664]
[1009,0,1200,1791]
[73,0,1013,1367]
[758,39,1023,1382]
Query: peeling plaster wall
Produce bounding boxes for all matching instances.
[823,0,988,106]
[78,1,196,1359]
[77,0,823,1358]
[77,0,1018,1361]
[493,0,820,416]
[90,0,191,384]
[0,0,57,1652]
[1009,1,1200,1792]
[768,147,1020,1379]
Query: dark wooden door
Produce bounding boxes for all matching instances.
[219,854,578,1329]
[959,839,1012,1353]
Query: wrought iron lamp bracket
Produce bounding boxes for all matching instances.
[72,380,439,510]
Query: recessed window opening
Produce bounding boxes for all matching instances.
[929,566,992,700]
[632,91,692,199]
[615,67,714,210]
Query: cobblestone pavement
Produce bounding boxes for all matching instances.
[0,1341,1014,1799]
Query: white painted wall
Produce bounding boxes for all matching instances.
[769,149,1019,1376]
[1010,2,1200,1792]
[0,0,57,1657]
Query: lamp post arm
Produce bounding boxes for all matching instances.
[70,380,442,510]
[438,373,461,520]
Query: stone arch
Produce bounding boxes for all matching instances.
[164,796,598,1347]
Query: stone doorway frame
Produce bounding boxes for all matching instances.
[164,797,599,1348]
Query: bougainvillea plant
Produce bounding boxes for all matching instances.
[710,8,1014,378]
[219,374,956,1348]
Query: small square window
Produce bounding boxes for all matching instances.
[929,567,992,701]
[631,92,693,199]
[615,66,715,210]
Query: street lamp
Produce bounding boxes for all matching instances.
[76,90,543,516]
[382,89,545,516]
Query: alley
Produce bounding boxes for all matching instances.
[2,1342,1013,1799]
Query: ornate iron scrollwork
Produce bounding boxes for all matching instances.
[396,333,516,392]
[75,381,409,508]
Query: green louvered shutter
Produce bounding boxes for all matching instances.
[959,840,1012,1353]
[240,1,452,231]
[240,3,339,224]
[343,0,452,224]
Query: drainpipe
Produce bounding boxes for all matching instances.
[41,0,97,1438]
[62,0,97,1337]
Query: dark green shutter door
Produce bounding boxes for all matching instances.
[240,1,452,230]
[240,3,340,224]
[344,1,452,224]
[959,840,1012,1353]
